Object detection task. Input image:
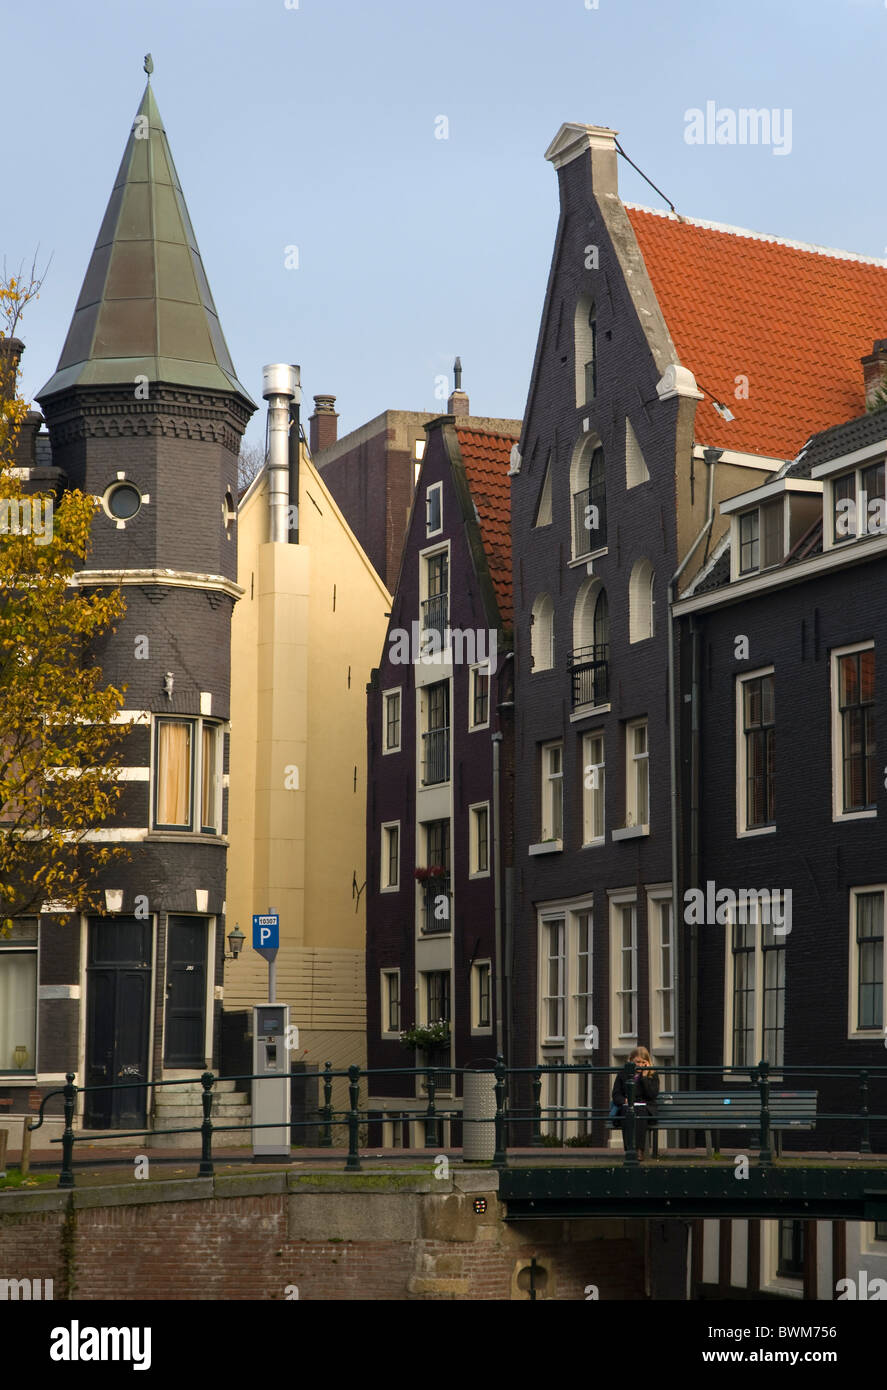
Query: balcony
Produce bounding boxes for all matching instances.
[568,645,609,709]
[422,727,450,785]
[421,592,448,644]
[421,876,451,933]
[572,488,607,557]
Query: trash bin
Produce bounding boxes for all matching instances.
[463,1065,496,1161]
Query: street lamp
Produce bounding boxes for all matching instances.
[225,923,245,960]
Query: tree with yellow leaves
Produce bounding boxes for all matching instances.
[0,260,132,929]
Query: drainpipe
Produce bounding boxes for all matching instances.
[287,367,301,545]
[262,364,299,544]
[668,447,721,1086]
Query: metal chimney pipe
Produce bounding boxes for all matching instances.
[287,365,301,545]
[262,364,299,544]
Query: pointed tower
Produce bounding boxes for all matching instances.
[35,70,255,1137]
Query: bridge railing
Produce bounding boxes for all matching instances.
[21,1059,887,1188]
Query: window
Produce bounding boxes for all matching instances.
[541,741,564,842]
[0,919,38,1074]
[829,459,886,546]
[531,593,555,671]
[777,1221,805,1278]
[472,960,492,1032]
[649,896,675,1045]
[874,1222,887,1242]
[542,918,566,1041]
[470,664,490,729]
[616,902,638,1038]
[572,445,607,559]
[725,897,787,1068]
[833,645,876,815]
[534,458,553,527]
[421,680,450,786]
[737,671,775,833]
[574,294,598,407]
[381,822,400,891]
[570,581,609,708]
[383,689,401,753]
[470,803,490,876]
[422,549,449,643]
[737,500,783,575]
[625,719,649,830]
[628,559,655,643]
[419,819,451,935]
[154,717,222,833]
[424,969,450,1025]
[851,889,884,1033]
[426,482,442,537]
[381,969,401,1034]
[574,910,593,1038]
[582,731,605,844]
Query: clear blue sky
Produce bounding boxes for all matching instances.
[7,0,887,449]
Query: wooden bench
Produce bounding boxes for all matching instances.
[649,1090,817,1157]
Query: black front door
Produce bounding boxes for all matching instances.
[164,916,208,1067]
[85,917,152,1128]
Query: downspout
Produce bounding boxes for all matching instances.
[287,366,301,545]
[668,447,721,1085]
[492,730,504,1057]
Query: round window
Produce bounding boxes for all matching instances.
[106,483,142,520]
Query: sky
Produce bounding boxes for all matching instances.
[6,0,887,451]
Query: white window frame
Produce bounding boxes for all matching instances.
[380,821,400,892]
[581,731,605,846]
[539,914,566,1045]
[571,907,594,1047]
[471,959,493,1035]
[380,968,401,1037]
[537,899,595,1140]
[847,885,886,1040]
[152,715,222,834]
[530,593,555,672]
[624,718,649,833]
[425,481,443,538]
[382,688,402,754]
[609,894,638,1047]
[735,667,776,838]
[469,801,490,878]
[0,918,39,1077]
[721,894,787,1074]
[830,642,877,823]
[468,663,491,731]
[541,741,564,844]
[824,459,887,550]
[647,888,675,1057]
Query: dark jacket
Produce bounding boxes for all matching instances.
[612,1068,659,1120]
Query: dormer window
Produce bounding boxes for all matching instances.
[426,481,443,537]
[574,295,597,408]
[738,499,783,575]
[830,460,886,546]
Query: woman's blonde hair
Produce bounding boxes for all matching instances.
[629,1045,654,1074]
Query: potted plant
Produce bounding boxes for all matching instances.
[399,1019,451,1051]
[414,864,447,885]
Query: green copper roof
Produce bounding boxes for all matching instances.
[38,82,254,404]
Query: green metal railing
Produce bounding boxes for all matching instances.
[19,1058,887,1189]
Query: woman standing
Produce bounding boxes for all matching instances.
[612,1047,659,1159]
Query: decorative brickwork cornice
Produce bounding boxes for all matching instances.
[39,385,252,456]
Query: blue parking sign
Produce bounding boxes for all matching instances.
[252,913,279,951]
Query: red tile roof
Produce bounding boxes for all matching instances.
[626,205,887,459]
[456,427,516,627]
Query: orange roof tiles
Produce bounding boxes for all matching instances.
[626,205,887,459]
[456,427,516,628]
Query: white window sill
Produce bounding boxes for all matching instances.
[834,809,877,822]
[581,837,606,849]
[570,703,610,722]
[737,824,776,839]
[468,871,491,881]
[468,723,490,733]
[612,825,648,841]
[529,840,563,855]
[568,548,608,569]
[470,1027,494,1037]
[380,886,400,894]
[382,747,402,756]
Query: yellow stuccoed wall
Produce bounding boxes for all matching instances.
[224,445,391,1077]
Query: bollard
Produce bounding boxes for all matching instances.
[58,1074,77,1189]
[199,1072,215,1177]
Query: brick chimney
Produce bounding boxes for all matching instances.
[861,340,887,409]
[446,356,469,418]
[309,394,338,453]
[0,340,44,469]
[0,336,24,405]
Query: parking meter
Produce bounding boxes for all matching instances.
[252,1003,291,1158]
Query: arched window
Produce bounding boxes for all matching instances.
[570,438,607,558]
[574,294,597,406]
[531,594,555,672]
[629,559,655,643]
[569,579,609,709]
